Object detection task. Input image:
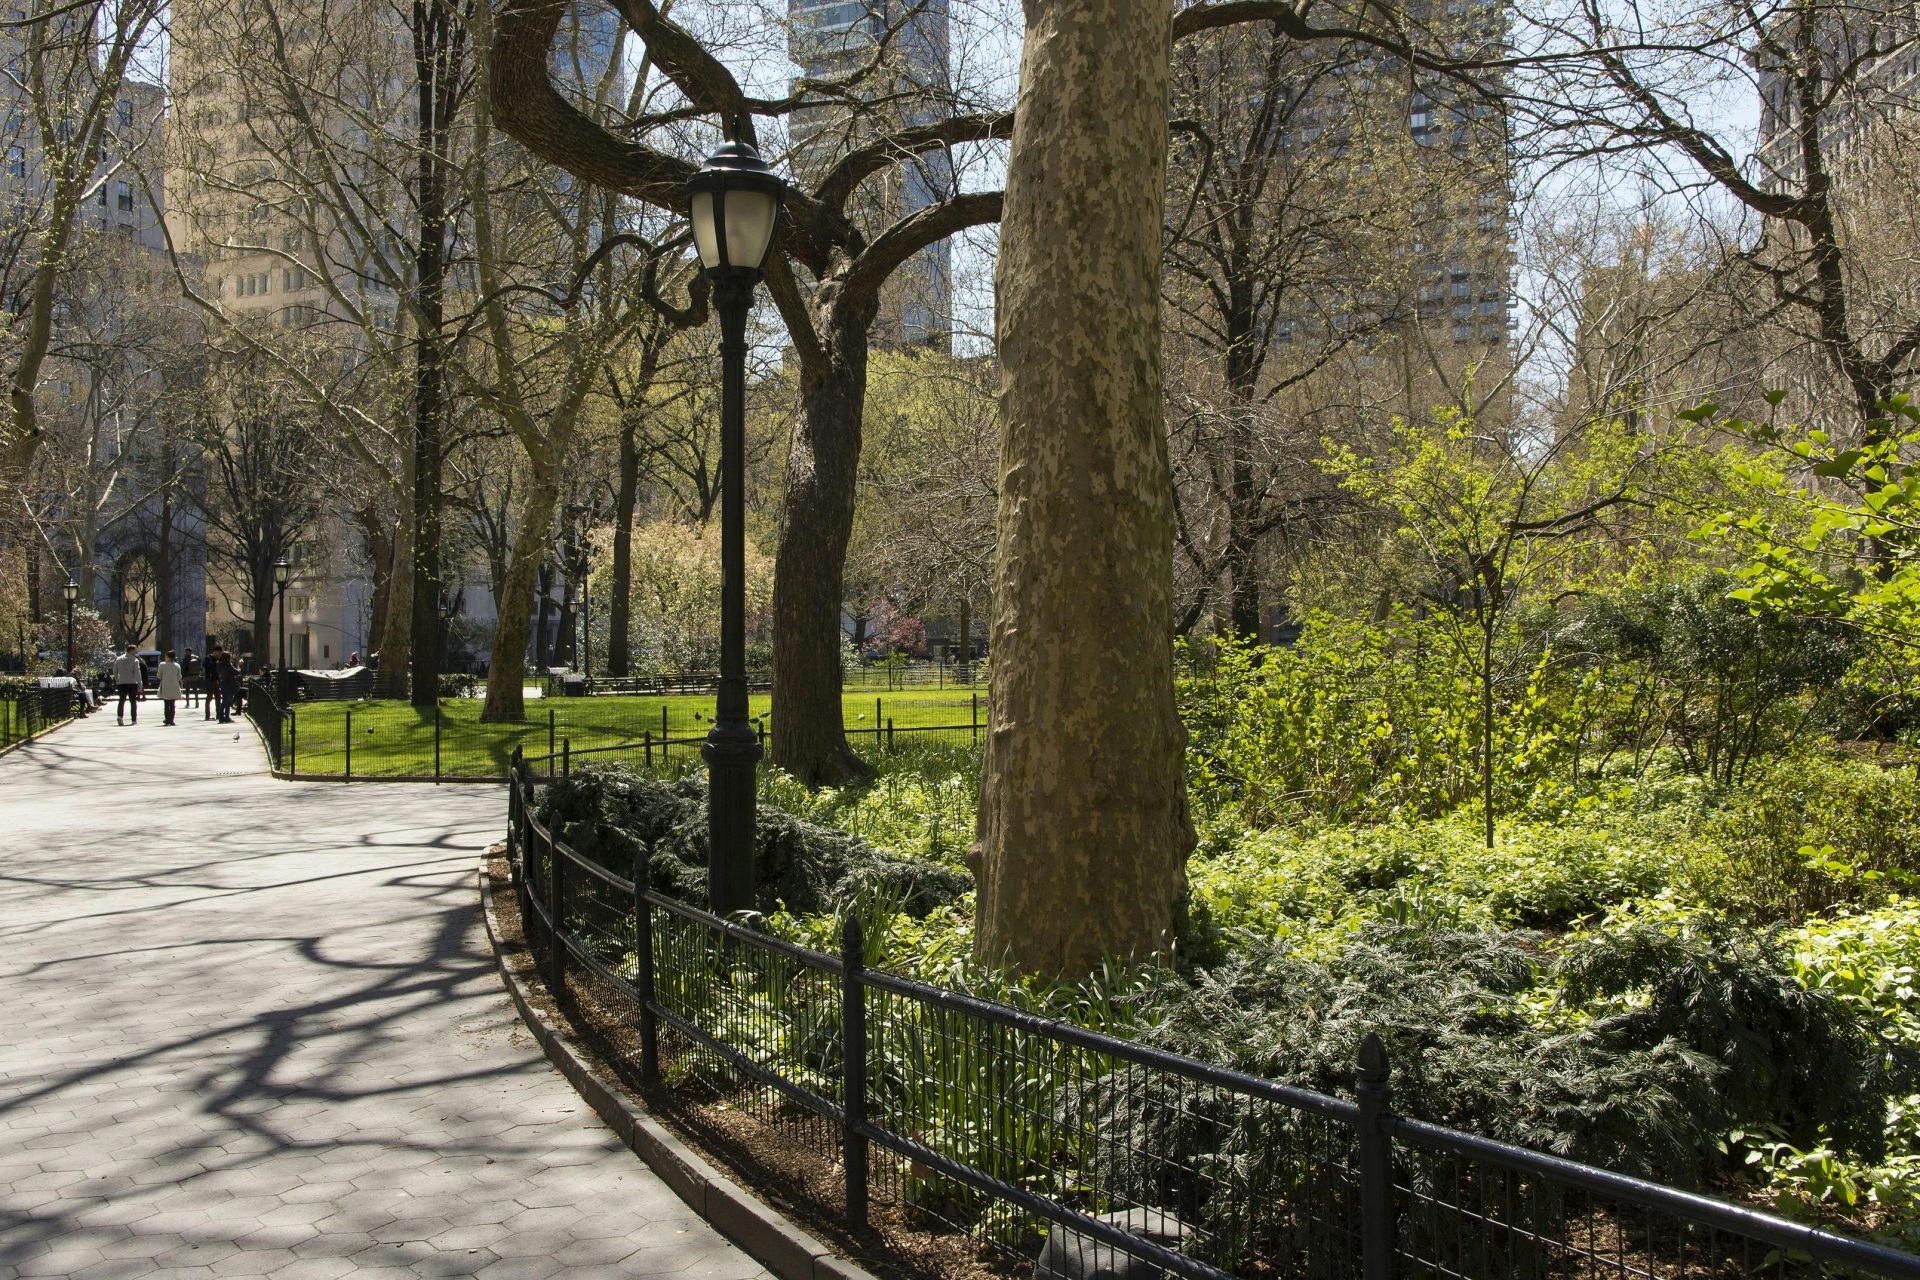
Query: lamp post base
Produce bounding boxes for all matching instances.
[703,722,762,917]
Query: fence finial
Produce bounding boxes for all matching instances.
[1357,1031,1390,1087]
[841,914,866,966]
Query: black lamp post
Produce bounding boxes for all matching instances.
[62,578,78,673]
[274,557,292,705]
[562,597,578,670]
[688,137,783,917]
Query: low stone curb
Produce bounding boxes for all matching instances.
[270,770,503,784]
[0,714,78,757]
[478,857,877,1280]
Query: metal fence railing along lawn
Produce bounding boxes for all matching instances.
[1,683,81,751]
[505,749,1920,1280]
[585,660,984,697]
[244,687,989,782]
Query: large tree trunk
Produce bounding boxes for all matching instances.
[156,480,175,653]
[249,562,273,679]
[359,505,393,660]
[608,415,639,676]
[373,512,414,699]
[481,466,559,723]
[407,0,460,709]
[1222,285,1262,641]
[956,595,970,681]
[767,297,876,786]
[534,564,553,668]
[972,0,1192,977]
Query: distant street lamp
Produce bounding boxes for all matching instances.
[562,596,578,670]
[62,578,78,673]
[687,137,783,917]
[274,557,292,705]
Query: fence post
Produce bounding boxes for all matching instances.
[1356,1033,1396,1280]
[562,737,571,778]
[661,703,669,743]
[887,717,894,751]
[344,707,353,782]
[546,822,566,1000]
[548,707,557,777]
[972,693,979,744]
[841,917,869,1229]
[633,852,659,1083]
[875,696,882,735]
[644,729,653,769]
[508,747,522,863]
[510,748,529,919]
[434,704,443,784]
[289,710,298,777]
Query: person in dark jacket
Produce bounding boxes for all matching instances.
[219,651,243,722]
[205,646,226,721]
[181,648,201,710]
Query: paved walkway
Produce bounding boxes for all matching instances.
[0,708,769,1280]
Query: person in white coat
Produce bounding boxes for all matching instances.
[156,650,183,726]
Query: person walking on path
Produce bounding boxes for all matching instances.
[205,645,224,720]
[218,649,242,722]
[112,644,145,725]
[181,646,201,710]
[156,650,182,725]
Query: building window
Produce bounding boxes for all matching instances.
[116,98,132,127]
[115,180,132,211]
[6,147,22,180]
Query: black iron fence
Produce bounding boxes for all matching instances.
[504,749,1920,1280]
[0,682,81,750]
[577,661,985,697]
[242,679,287,770]
[242,693,988,782]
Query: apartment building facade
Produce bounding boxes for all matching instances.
[788,0,954,347]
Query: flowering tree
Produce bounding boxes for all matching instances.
[588,521,772,673]
[34,605,113,673]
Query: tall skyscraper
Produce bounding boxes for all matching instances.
[788,0,953,347]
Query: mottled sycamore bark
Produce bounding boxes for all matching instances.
[973,0,1194,976]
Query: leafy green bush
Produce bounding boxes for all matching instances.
[1548,572,1853,785]
[1180,618,1581,830]
[1693,754,1920,920]
[1560,901,1915,1164]
[1187,811,1692,941]
[438,672,479,698]
[535,764,971,917]
[1130,927,1718,1180]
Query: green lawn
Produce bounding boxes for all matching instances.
[280,686,987,778]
